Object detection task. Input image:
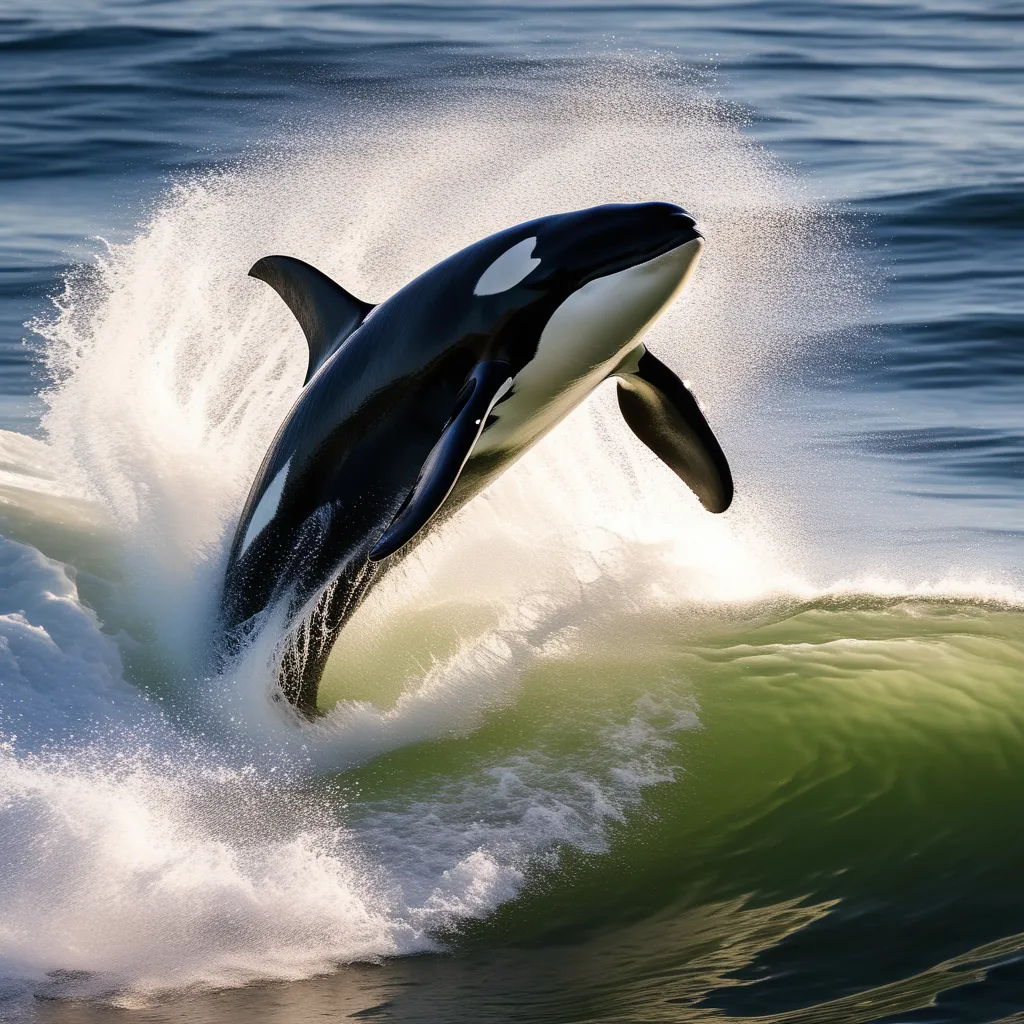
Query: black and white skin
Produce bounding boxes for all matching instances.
[221,202,733,714]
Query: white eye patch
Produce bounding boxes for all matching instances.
[474,237,541,296]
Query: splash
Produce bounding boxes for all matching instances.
[29,70,857,679]
[0,68,902,1008]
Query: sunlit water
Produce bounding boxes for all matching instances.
[0,4,1022,1022]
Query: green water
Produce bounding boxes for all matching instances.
[209,596,1023,1023]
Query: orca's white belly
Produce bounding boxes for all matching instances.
[475,236,703,457]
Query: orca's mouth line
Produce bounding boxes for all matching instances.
[649,224,703,262]
[588,230,704,287]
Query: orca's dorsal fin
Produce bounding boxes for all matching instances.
[616,346,733,513]
[249,255,375,385]
[369,360,514,561]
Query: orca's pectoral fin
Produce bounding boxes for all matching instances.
[249,255,375,385]
[369,360,514,561]
[616,347,733,513]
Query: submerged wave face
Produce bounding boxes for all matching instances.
[0,1,1022,1021]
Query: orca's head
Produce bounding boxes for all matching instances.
[474,202,703,377]
[469,203,703,443]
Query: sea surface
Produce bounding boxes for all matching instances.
[0,2,1022,1022]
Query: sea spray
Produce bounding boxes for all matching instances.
[0,69,878,1007]
[30,71,856,683]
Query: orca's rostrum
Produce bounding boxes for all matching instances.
[221,202,733,714]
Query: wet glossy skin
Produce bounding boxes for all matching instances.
[221,202,702,711]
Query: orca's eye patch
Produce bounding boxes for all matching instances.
[474,237,541,296]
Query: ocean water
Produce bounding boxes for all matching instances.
[0,2,1022,1021]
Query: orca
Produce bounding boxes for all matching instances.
[221,202,733,714]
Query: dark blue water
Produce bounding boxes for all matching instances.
[2,1,1021,551]
[1,3,1023,1022]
